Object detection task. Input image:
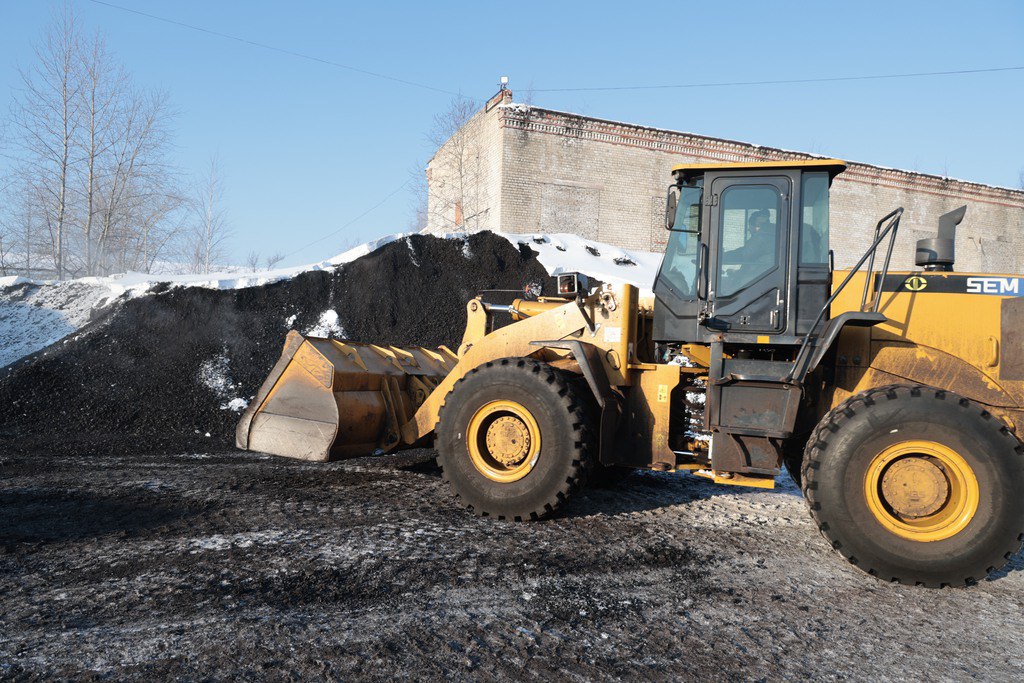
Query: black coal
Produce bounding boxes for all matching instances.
[0,233,551,456]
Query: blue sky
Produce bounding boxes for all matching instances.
[1,0,1022,266]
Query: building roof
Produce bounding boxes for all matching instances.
[498,102,1024,199]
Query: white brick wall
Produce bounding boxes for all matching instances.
[426,100,1024,274]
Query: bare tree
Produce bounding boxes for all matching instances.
[1019,168,1024,190]
[4,7,183,279]
[0,207,12,277]
[517,81,536,106]
[407,162,429,232]
[8,5,82,279]
[77,28,124,275]
[245,250,260,272]
[132,189,184,273]
[0,177,13,276]
[93,88,177,274]
[187,158,231,273]
[264,251,285,270]
[426,95,481,232]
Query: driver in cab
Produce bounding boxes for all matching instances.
[720,210,776,293]
[728,210,775,262]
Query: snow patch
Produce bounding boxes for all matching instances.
[494,232,661,294]
[199,353,233,394]
[222,397,249,412]
[0,281,119,369]
[304,309,345,338]
[199,349,248,411]
[405,237,421,267]
[0,276,32,287]
[189,530,293,552]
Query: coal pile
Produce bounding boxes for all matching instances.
[0,233,552,456]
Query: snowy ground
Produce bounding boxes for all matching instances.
[2,448,1023,679]
[0,281,117,369]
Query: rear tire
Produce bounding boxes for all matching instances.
[436,358,595,520]
[803,384,1024,587]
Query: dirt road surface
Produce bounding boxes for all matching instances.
[3,449,1023,680]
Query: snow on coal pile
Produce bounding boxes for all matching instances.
[0,232,557,456]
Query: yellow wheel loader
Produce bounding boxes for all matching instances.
[237,160,1024,587]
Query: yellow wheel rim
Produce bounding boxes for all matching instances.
[467,400,541,483]
[864,440,980,542]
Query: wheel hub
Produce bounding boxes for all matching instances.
[485,416,532,467]
[466,400,542,484]
[864,440,980,542]
[881,457,949,518]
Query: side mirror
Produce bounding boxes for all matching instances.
[665,186,679,230]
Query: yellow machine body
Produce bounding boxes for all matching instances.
[237,156,1022,480]
[829,271,1024,431]
[238,271,1024,470]
[235,157,1024,587]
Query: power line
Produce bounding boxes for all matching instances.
[281,179,412,261]
[532,66,1024,92]
[84,0,467,98]
[83,1,1022,101]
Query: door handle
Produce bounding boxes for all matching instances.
[697,243,709,301]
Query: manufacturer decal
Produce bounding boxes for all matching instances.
[904,275,928,291]
[879,274,1024,296]
[966,277,1023,295]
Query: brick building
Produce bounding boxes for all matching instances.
[425,91,1024,273]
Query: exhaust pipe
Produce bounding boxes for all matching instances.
[915,205,967,272]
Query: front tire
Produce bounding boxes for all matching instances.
[803,384,1024,586]
[436,359,595,520]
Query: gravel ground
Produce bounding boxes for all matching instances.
[3,449,1023,680]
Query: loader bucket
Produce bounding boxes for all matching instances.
[236,330,457,461]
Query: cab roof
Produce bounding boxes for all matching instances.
[671,158,847,177]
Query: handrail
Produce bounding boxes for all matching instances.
[786,207,904,382]
[860,208,903,312]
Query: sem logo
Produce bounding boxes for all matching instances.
[966,277,1022,295]
[904,275,928,291]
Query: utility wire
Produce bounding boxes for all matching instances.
[532,66,1024,92]
[84,0,467,98]
[280,179,412,261]
[83,1,1021,98]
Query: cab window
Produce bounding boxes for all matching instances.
[658,181,702,299]
[717,185,782,298]
[800,173,830,265]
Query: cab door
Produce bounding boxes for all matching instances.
[705,176,791,336]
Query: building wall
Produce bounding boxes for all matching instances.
[427,96,1024,274]
[425,95,506,234]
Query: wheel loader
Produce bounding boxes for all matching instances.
[237,159,1024,587]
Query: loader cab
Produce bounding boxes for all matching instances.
[654,159,846,346]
